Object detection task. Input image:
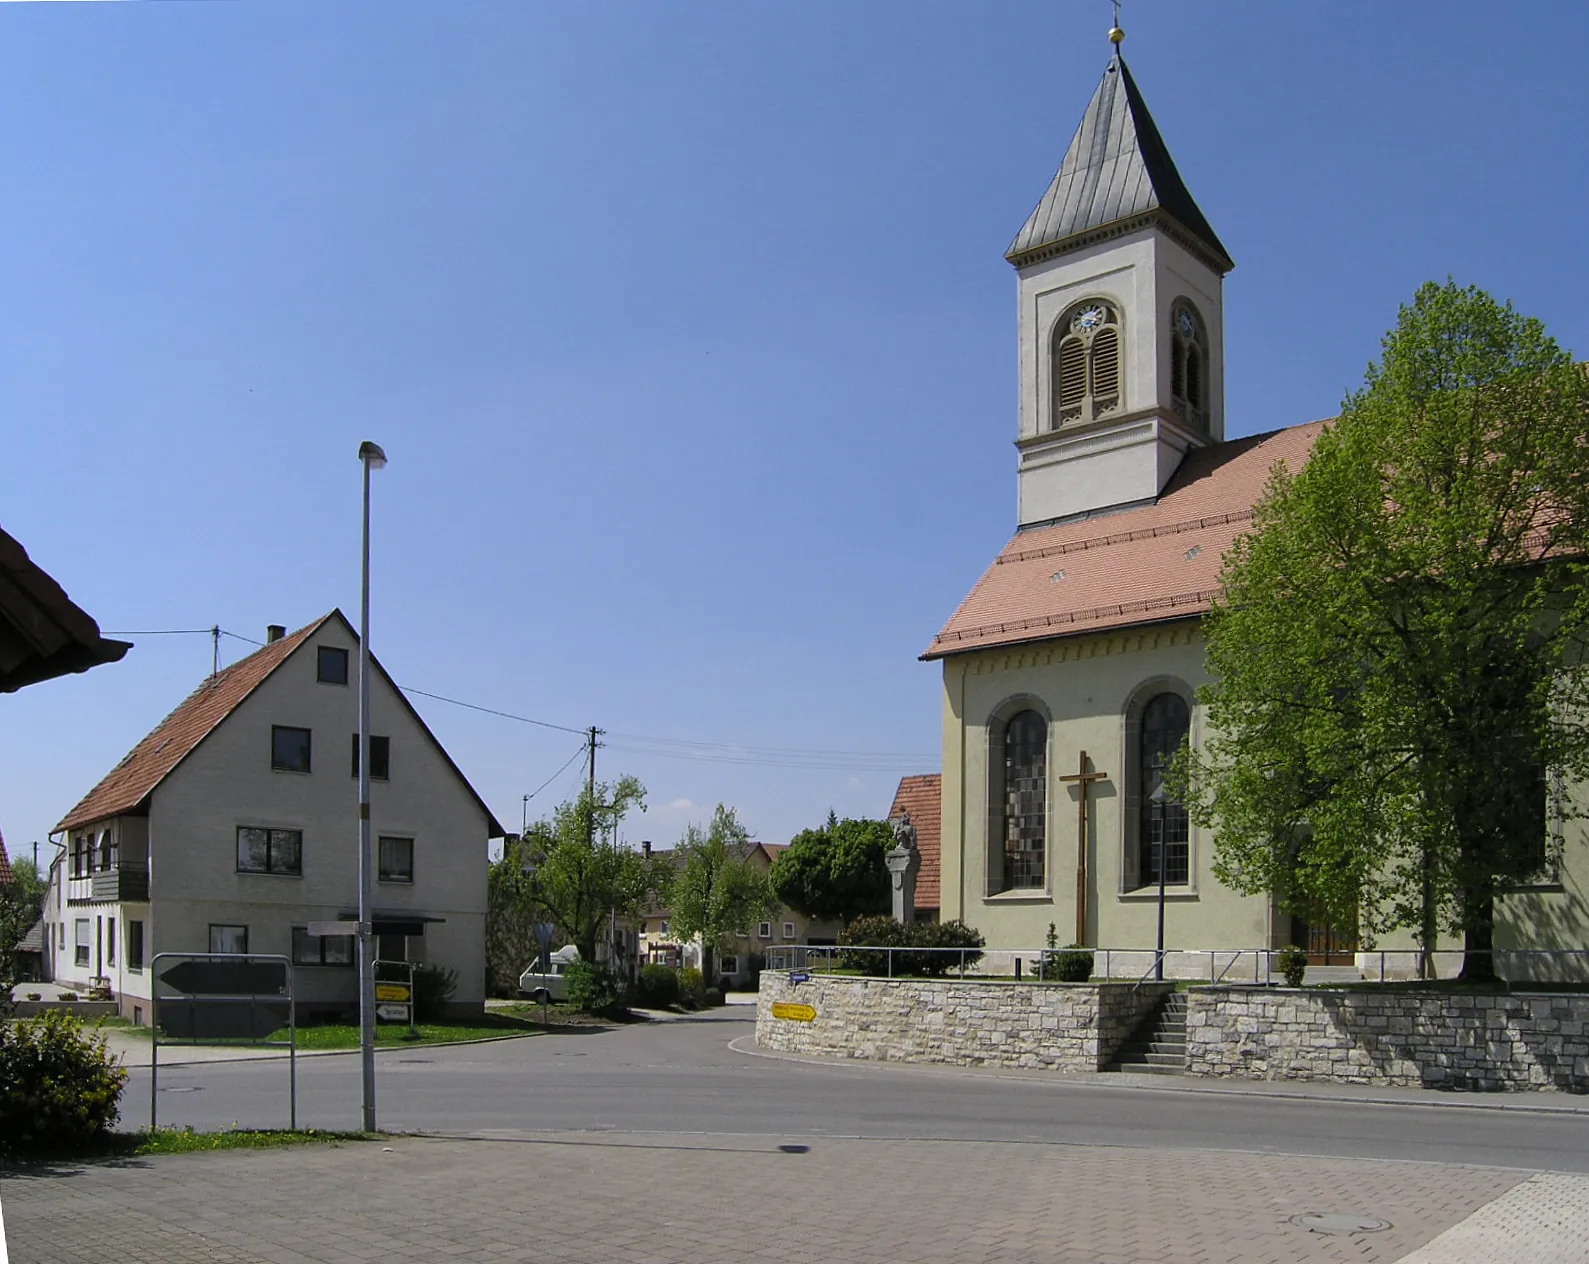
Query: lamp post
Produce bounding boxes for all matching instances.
[1149,773,1168,982]
[357,439,386,1133]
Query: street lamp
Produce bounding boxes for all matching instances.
[1149,773,1168,982]
[357,439,386,1133]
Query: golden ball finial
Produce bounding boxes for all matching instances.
[1109,25,1126,45]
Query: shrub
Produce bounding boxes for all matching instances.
[413,964,458,1022]
[1278,945,1308,988]
[565,961,628,1016]
[677,967,706,1009]
[0,1012,128,1153]
[838,917,985,977]
[1039,921,1093,982]
[703,988,724,1008]
[635,964,681,1008]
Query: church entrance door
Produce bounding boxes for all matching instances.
[1292,916,1357,965]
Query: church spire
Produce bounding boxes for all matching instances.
[1006,47,1232,274]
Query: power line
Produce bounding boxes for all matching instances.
[397,686,589,737]
[525,741,589,803]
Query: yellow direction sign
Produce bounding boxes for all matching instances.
[375,983,411,1003]
[771,1001,816,1023]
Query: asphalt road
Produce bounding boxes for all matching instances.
[127,1007,1589,1172]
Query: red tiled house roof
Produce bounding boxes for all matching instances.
[56,611,503,836]
[924,422,1325,658]
[0,828,14,885]
[56,617,331,832]
[889,774,941,914]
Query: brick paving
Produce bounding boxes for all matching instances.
[0,1130,1545,1264]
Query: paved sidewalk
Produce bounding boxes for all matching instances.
[1393,1174,1587,1263]
[1,1130,1572,1264]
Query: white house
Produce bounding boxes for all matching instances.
[41,611,503,1021]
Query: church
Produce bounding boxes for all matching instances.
[922,33,1587,969]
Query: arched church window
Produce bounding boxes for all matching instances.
[1051,301,1122,427]
[1170,302,1208,430]
[1001,710,1048,890]
[1138,692,1190,886]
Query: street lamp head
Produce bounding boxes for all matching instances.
[358,441,388,470]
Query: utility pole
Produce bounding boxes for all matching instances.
[585,725,603,845]
[211,625,220,677]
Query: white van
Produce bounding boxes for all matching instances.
[518,945,580,1002]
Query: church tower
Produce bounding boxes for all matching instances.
[1008,32,1233,527]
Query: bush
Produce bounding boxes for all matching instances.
[413,964,458,1022]
[635,964,681,1008]
[703,988,724,1008]
[838,917,986,977]
[1278,945,1308,988]
[565,961,628,1016]
[677,967,706,1009]
[0,1012,128,1153]
[1039,921,1093,982]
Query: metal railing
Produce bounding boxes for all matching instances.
[764,944,1589,987]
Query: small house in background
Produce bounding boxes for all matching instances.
[636,840,841,988]
[889,774,942,924]
[42,611,503,1022]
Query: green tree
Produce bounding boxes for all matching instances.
[1186,281,1589,980]
[769,815,891,926]
[1,857,48,1019]
[489,777,655,975]
[666,805,776,985]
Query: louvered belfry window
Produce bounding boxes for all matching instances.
[1051,301,1122,427]
[1170,302,1208,430]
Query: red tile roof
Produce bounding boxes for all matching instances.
[889,774,941,914]
[55,616,333,832]
[0,828,13,885]
[55,612,505,838]
[924,422,1326,659]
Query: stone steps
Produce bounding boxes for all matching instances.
[1109,993,1188,1075]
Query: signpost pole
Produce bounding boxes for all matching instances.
[288,968,297,1131]
[150,988,160,1130]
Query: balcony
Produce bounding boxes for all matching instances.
[87,867,149,902]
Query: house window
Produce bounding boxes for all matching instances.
[209,924,248,955]
[783,922,795,939]
[106,918,116,967]
[293,926,354,967]
[660,920,670,936]
[1169,301,1209,430]
[72,834,88,877]
[378,836,414,883]
[317,645,349,686]
[720,956,739,975]
[1139,692,1191,886]
[98,829,117,872]
[271,725,312,773]
[1052,300,1123,427]
[757,921,772,939]
[128,920,145,971]
[237,826,304,876]
[351,734,391,781]
[1000,710,1048,891]
[74,919,90,966]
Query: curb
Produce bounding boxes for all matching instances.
[113,1028,585,1069]
[726,1036,1589,1117]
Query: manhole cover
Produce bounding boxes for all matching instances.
[778,1144,810,1154]
[1292,1214,1391,1235]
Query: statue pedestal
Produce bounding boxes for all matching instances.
[886,846,921,924]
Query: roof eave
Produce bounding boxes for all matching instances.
[1005,207,1233,276]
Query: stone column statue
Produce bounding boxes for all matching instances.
[885,810,921,924]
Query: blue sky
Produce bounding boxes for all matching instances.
[4,1,1587,863]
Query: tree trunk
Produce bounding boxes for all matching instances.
[701,944,714,989]
[1458,889,1498,983]
[1419,851,1439,981]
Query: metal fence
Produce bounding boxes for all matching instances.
[762,944,1589,985]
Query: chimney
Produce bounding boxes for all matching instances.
[642,840,652,857]
[266,624,286,644]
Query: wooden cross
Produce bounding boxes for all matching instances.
[1058,751,1108,947]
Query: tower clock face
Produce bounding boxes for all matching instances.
[1175,308,1196,339]
[1074,305,1106,332]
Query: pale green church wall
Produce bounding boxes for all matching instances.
[939,619,1270,955]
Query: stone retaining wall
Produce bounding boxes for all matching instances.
[755,971,1171,1071]
[1186,987,1589,1092]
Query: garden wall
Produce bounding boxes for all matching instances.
[1186,987,1589,1092]
[755,971,1172,1071]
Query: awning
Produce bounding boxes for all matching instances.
[340,911,447,937]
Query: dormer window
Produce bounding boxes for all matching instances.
[1052,300,1122,427]
[1170,302,1208,429]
